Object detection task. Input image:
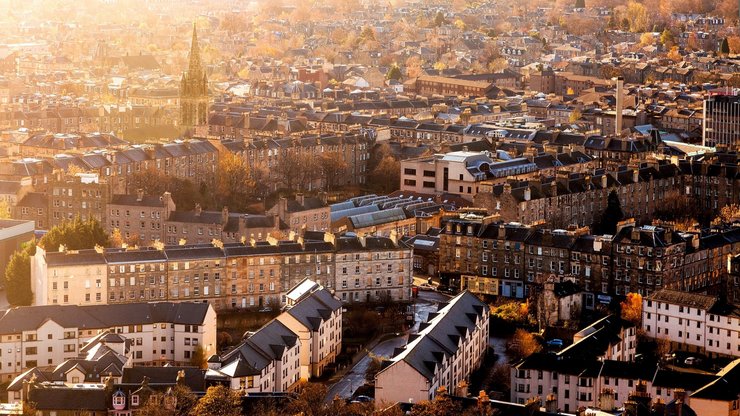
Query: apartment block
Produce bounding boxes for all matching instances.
[276,286,342,380]
[375,291,489,405]
[332,233,413,303]
[441,210,738,300]
[642,289,740,358]
[0,302,216,381]
[214,319,301,393]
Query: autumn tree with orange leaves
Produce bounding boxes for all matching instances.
[621,292,643,325]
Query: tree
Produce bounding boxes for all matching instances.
[621,292,643,324]
[215,152,255,212]
[358,26,376,44]
[173,385,198,416]
[666,46,683,63]
[220,12,247,35]
[569,109,582,123]
[507,329,541,361]
[286,382,330,416]
[0,200,10,219]
[386,64,402,81]
[137,397,173,416]
[189,385,241,416]
[318,152,348,191]
[575,0,585,8]
[368,156,400,194]
[487,58,509,73]
[713,204,740,225]
[365,352,387,382]
[110,228,124,248]
[5,242,35,306]
[600,190,624,235]
[190,344,208,369]
[39,217,109,252]
[686,32,699,51]
[639,32,655,47]
[217,332,233,350]
[475,390,495,416]
[659,29,675,48]
[728,36,740,54]
[720,37,730,55]
[625,1,648,32]
[408,387,461,416]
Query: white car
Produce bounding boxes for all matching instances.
[684,357,700,366]
[418,283,436,291]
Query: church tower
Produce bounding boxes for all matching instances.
[180,24,208,130]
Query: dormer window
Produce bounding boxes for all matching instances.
[112,390,126,410]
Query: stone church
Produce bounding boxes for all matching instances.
[180,24,208,130]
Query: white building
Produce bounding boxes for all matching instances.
[642,289,740,358]
[374,291,490,405]
[0,302,217,381]
[215,319,301,393]
[276,285,342,379]
[332,233,413,303]
[399,150,537,201]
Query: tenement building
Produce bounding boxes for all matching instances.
[642,289,740,358]
[440,211,738,299]
[31,234,413,311]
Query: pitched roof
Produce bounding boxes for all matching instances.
[0,302,211,335]
[382,291,487,381]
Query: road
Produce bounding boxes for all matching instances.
[326,289,451,401]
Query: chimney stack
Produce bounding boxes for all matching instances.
[614,76,624,136]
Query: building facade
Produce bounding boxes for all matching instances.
[0,302,216,381]
[375,291,490,405]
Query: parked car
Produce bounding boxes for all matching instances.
[663,353,676,363]
[418,283,436,291]
[546,339,563,349]
[684,356,701,366]
[351,395,374,403]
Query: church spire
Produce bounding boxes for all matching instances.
[187,22,202,77]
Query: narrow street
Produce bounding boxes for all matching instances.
[325,289,451,401]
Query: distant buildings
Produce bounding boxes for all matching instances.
[400,150,538,201]
[267,194,330,235]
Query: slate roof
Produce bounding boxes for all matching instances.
[382,291,487,381]
[0,302,211,335]
[647,289,718,311]
[221,320,298,375]
[29,386,108,411]
[691,359,740,401]
[284,288,341,332]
